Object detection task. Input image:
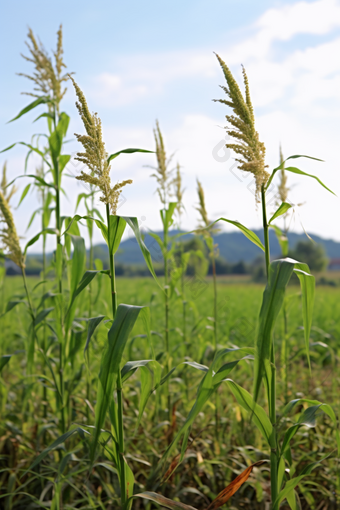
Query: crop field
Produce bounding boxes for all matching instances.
[1,275,339,509]
[0,21,340,510]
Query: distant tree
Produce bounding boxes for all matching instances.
[174,237,209,278]
[231,261,247,274]
[291,241,328,272]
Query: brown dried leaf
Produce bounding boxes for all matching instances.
[206,460,266,510]
[161,453,181,483]
[135,491,197,510]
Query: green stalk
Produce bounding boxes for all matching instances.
[261,185,278,505]
[163,220,171,425]
[211,251,217,349]
[86,194,94,418]
[53,105,65,434]
[106,204,126,506]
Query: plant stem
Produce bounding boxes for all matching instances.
[261,186,270,277]
[163,221,171,425]
[261,185,278,505]
[52,106,65,433]
[212,252,217,349]
[106,205,126,507]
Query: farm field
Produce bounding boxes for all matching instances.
[0,276,339,509]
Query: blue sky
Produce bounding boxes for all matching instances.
[1,0,340,250]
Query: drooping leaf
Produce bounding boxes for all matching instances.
[8,96,51,123]
[188,218,264,251]
[134,492,197,510]
[24,228,57,255]
[24,427,89,474]
[123,216,161,288]
[226,379,273,445]
[206,461,267,509]
[0,143,51,168]
[107,148,153,163]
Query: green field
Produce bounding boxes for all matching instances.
[1,275,339,509]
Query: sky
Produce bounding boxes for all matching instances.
[1,0,340,251]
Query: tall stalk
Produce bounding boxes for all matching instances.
[261,184,278,504]
[211,252,217,349]
[106,204,126,506]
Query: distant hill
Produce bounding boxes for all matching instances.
[96,229,340,265]
[19,228,340,275]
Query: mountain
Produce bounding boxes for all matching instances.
[96,229,340,265]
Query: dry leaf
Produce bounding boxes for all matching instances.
[206,460,266,509]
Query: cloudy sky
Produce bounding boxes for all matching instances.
[1,0,340,251]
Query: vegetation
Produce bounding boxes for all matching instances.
[0,26,339,510]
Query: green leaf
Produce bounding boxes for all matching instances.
[294,262,315,371]
[49,130,63,171]
[0,143,51,168]
[8,96,51,123]
[107,148,154,163]
[226,379,273,445]
[3,299,26,315]
[24,228,57,255]
[69,235,86,298]
[121,359,153,382]
[254,259,295,403]
[188,218,264,251]
[108,215,126,254]
[56,112,70,138]
[33,112,54,123]
[0,355,11,373]
[0,351,24,374]
[123,216,161,288]
[84,315,106,355]
[270,225,289,257]
[160,356,242,476]
[92,304,147,462]
[137,361,162,428]
[24,427,89,474]
[265,154,334,195]
[59,154,71,173]
[133,492,197,510]
[160,202,177,232]
[34,307,54,327]
[17,184,31,207]
[272,454,332,510]
[269,202,292,224]
[284,166,335,195]
[62,214,108,244]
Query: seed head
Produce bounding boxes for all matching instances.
[277,145,289,204]
[172,163,185,222]
[149,120,174,206]
[214,54,269,202]
[1,161,17,204]
[0,191,24,269]
[19,25,70,113]
[69,76,132,215]
[196,179,210,229]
